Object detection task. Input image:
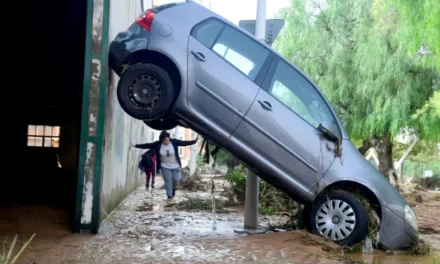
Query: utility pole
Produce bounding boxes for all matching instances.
[244,0,266,230]
[174,126,180,139]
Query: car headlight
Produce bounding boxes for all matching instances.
[405,204,418,230]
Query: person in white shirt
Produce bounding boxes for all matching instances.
[131,131,198,199]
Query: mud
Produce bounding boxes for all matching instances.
[1,177,439,264]
[404,190,440,250]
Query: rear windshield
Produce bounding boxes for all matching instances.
[152,1,188,13]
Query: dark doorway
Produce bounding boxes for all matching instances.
[0,0,88,239]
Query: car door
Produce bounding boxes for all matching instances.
[187,18,272,137]
[231,57,340,195]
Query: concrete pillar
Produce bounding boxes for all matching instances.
[244,171,260,229]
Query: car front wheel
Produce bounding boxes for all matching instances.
[117,63,175,120]
[308,191,369,246]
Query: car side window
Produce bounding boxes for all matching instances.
[268,59,340,135]
[191,18,224,48]
[211,26,270,81]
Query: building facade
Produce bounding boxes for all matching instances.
[75,0,201,233]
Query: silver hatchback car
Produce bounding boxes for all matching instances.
[108,1,419,249]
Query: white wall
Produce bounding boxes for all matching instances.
[100,0,154,220]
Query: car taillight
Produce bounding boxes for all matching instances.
[136,10,156,31]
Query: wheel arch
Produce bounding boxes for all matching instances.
[316,180,382,220]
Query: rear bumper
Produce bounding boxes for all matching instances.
[108,23,150,75]
[379,206,419,249]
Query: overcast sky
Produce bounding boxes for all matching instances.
[209,0,291,24]
[146,0,291,24]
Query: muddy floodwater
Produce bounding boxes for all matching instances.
[2,176,439,263]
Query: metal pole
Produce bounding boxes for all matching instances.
[244,170,259,229]
[174,126,180,139]
[255,0,266,41]
[189,130,197,176]
[244,0,266,230]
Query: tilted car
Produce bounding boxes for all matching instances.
[108,0,419,249]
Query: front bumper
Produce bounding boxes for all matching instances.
[379,206,419,249]
[108,23,150,75]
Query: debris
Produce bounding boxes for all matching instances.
[226,169,298,215]
[362,237,373,254]
[177,168,208,192]
[404,239,431,256]
[172,196,233,212]
[403,191,425,207]
[233,229,268,235]
[293,231,342,253]
[211,180,217,231]
[345,240,365,253]
[260,215,298,232]
[414,176,440,190]
[1,233,36,264]
[419,227,440,234]
[385,250,394,255]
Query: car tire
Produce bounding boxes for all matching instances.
[144,116,179,130]
[117,63,175,120]
[308,191,369,246]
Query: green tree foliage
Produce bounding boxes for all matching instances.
[275,0,440,142]
[373,0,440,125]
[372,0,439,71]
[413,90,440,120]
[432,91,440,117]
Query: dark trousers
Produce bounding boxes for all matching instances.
[145,166,156,185]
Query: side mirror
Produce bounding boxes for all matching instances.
[318,122,339,142]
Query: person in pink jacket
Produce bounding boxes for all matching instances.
[140,149,156,189]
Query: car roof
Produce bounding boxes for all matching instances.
[183,2,348,139]
[188,3,315,84]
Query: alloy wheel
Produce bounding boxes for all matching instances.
[315,199,356,241]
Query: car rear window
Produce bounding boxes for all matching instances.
[191,19,224,48]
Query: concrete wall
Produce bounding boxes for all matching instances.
[100,0,153,220]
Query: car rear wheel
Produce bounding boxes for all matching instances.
[117,63,175,120]
[308,191,369,246]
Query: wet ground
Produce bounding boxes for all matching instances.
[2,177,440,264]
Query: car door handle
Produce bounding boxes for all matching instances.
[258,100,272,111]
[191,51,205,62]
